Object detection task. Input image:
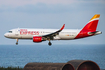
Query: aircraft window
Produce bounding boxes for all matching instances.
[8,31,12,33]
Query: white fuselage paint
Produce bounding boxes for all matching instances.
[4,28,80,40]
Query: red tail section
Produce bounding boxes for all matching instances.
[75,14,100,39]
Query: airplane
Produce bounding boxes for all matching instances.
[4,14,102,46]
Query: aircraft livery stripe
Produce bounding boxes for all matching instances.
[89,14,100,22]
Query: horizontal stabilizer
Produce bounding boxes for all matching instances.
[88,31,102,35]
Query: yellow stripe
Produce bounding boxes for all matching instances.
[90,14,100,21]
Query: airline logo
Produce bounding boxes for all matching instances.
[66,35,70,36]
[20,29,39,35]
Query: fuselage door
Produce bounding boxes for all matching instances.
[15,29,20,36]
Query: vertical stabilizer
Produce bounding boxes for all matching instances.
[75,14,101,39]
[82,14,100,32]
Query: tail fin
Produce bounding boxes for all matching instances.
[82,14,100,32]
[75,14,101,39]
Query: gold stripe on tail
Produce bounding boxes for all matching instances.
[89,14,100,21]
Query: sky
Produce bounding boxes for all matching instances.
[0,0,105,45]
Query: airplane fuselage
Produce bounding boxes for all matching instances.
[4,28,101,40]
[4,28,81,40]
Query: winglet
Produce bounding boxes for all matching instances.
[60,24,65,30]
